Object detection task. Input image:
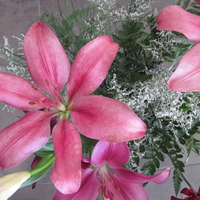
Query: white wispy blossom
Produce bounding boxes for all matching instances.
[85,0,156,38]
[109,63,200,132]
[0,35,30,113]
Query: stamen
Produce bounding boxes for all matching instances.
[115,186,120,191]
[101,181,106,186]
[45,79,50,85]
[32,85,38,90]
[54,87,58,91]
[111,192,115,198]
[98,188,101,193]
[43,108,49,113]
[109,178,113,182]
[29,101,36,105]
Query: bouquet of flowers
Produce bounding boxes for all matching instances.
[0,0,200,199]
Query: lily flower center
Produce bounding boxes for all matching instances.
[97,164,122,200]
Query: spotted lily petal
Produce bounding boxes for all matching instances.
[24,21,70,99]
[50,119,82,194]
[0,72,54,111]
[91,141,130,167]
[67,36,119,102]
[70,95,146,143]
[0,111,52,169]
[113,167,170,184]
[168,43,200,91]
[157,5,200,43]
[53,169,99,200]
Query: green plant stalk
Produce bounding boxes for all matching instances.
[29,154,55,176]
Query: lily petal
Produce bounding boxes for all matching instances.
[113,167,170,184]
[0,72,54,111]
[67,36,119,102]
[0,111,52,169]
[171,197,182,200]
[53,169,99,200]
[91,141,130,168]
[156,5,200,43]
[24,21,70,99]
[168,43,200,92]
[70,95,146,143]
[50,119,82,194]
[110,181,149,200]
[81,157,91,170]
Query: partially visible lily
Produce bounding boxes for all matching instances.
[156,5,200,92]
[0,21,146,194]
[53,141,170,200]
[196,0,200,5]
[0,171,31,200]
[171,187,200,200]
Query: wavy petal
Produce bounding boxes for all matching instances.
[0,72,54,111]
[112,182,149,200]
[168,43,200,92]
[0,111,52,169]
[113,167,170,184]
[53,169,99,200]
[67,36,119,102]
[24,21,70,99]
[157,5,200,43]
[122,183,149,200]
[50,119,82,194]
[70,96,146,143]
[91,141,130,168]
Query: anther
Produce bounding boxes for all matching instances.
[54,87,58,91]
[29,101,36,105]
[98,188,101,193]
[32,85,38,90]
[111,192,115,198]
[45,79,50,85]
[43,108,49,113]
[115,186,120,191]
[101,181,106,186]
[109,178,114,182]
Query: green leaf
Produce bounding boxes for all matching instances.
[153,158,160,168]
[173,170,182,195]
[21,154,55,188]
[143,153,155,159]
[156,152,165,162]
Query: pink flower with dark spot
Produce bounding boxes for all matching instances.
[0,21,146,194]
[196,0,200,5]
[53,141,170,200]
[171,187,200,200]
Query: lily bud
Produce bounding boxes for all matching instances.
[0,171,31,200]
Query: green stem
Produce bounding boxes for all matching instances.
[29,154,55,176]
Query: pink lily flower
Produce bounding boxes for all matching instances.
[196,0,200,5]
[171,187,200,200]
[0,21,146,194]
[157,5,200,92]
[53,141,170,200]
